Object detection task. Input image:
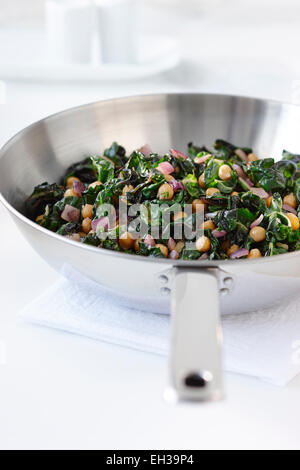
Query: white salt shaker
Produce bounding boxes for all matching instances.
[45,0,94,64]
[95,0,138,64]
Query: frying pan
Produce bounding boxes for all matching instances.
[1,93,300,402]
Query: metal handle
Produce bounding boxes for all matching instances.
[166,267,223,402]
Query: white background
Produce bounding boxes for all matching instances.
[1,0,300,450]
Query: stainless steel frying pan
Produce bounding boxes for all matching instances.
[1,93,300,402]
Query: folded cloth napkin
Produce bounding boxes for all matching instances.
[19,265,300,386]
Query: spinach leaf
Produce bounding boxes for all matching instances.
[43,196,82,232]
[83,184,103,205]
[95,179,122,207]
[90,155,115,183]
[25,182,64,219]
[247,158,286,192]
[204,159,220,186]
[181,249,200,260]
[187,142,211,158]
[182,174,203,198]
[294,179,300,203]
[64,157,96,184]
[282,149,300,163]
[241,191,267,213]
[83,232,100,246]
[57,222,81,236]
[103,142,126,167]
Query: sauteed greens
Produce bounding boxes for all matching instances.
[26,140,300,260]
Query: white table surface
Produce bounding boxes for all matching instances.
[1,0,300,450]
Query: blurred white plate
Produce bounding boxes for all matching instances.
[0,29,180,82]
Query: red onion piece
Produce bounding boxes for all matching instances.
[139,144,152,157]
[234,148,248,162]
[168,249,179,260]
[282,204,298,215]
[194,154,211,164]
[230,248,249,259]
[61,204,80,223]
[158,161,175,175]
[233,163,247,179]
[250,187,269,199]
[144,234,155,246]
[199,253,209,260]
[91,216,109,232]
[168,178,184,192]
[73,180,85,196]
[250,214,264,228]
[168,237,176,251]
[212,230,227,238]
[245,177,254,187]
[170,148,188,160]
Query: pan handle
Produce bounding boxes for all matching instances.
[165,267,223,402]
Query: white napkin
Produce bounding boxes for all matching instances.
[19,265,300,386]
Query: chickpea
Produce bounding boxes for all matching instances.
[88,181,102,189]
[227,244,239,256]
[119,231,135,250]
[35,214,44,223]
[155,243,169,257]
[157,183,174,200]
[64,188,77,198]
[81,204,93,219]
[175,241,185,253]
[200,220,215,230]
[286,212,300,231]
[266,196,272,208]
[196,235,211,252]
[134,238,141,252]
[173,211,187,222]
[66,176,80,189]
[249,226,266,242]
[283,193,297,209]
[198,173,205,189]
[247,153,259,162]
[82,217,92,234]
[218,164,232,181]
[164,174,173,182]
[66,233,81,242]
[247,248,262,259]
[231,191,239,197]
[206,187,220,197]
[192,199,206,213]
[122,185,134,195]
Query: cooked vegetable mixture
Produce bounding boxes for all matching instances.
[25,140,300,260]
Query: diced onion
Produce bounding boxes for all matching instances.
[250,214,264,228]
[230,248,249,259]
[61,204,80,223]
[158,161,175,175]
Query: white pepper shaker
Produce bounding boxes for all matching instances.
[45,0,94,65]
[95,0,138,64]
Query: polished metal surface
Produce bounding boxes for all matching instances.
[2,93,300,402]
[1,93,300,312]
[168,268,223,402]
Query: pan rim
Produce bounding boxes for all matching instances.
[1,91,300,268]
